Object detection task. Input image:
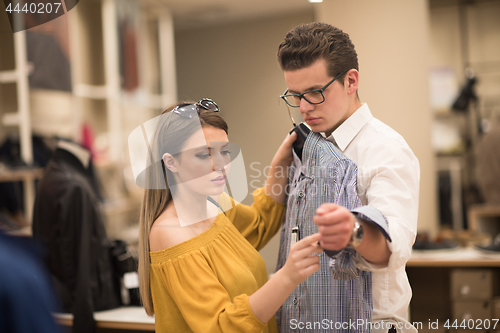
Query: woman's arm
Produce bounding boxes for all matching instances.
[248,233,321,323]
[228,132,296,250]
[265,132,297,204]
[154,232,321,332]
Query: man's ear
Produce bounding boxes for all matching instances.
[162,153,178,173]
[345,69,359,96]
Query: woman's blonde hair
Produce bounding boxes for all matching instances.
[138,102,228,315]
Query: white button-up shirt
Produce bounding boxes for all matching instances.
[325,103,420,333]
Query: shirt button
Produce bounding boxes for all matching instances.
[293,298,298,305]
[298,191,304,198]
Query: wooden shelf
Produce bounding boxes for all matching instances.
[0,167,44,183]
[54,306,155,331]
[468,204,500,232]
[408,258,500,267]
[408,247,500,267]
[407,254,500,327]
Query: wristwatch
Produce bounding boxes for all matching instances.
[351,217,364,247]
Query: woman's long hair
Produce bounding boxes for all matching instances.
[138,103,228,316]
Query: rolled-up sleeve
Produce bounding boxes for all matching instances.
[354,137,420,272]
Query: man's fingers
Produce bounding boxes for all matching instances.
[314,210,343,226]
[314,207,353,226]
[317,222,352,237]
[315,202,340,215]
[320,231,351,250]
[321,239,348,250]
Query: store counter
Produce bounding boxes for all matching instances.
[54,306,155,331]
[407,247,500,332]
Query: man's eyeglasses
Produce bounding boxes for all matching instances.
[280,71,347,108]
[172,98,220,118]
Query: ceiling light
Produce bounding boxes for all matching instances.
[308,0,323,2]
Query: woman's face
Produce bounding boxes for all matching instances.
[167,125,231,197]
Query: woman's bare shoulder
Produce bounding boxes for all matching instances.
[149,214,192,251]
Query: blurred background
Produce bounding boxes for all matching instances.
[0,0,499,299]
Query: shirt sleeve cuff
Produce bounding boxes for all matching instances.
[351,205,392,242]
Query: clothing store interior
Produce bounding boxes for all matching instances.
[1,0,500,332]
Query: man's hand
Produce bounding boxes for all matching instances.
[315,203,392,265]
[313,203,355,251]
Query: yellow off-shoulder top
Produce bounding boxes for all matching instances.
[149,188,286,333]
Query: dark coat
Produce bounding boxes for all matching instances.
[32,148,121,333]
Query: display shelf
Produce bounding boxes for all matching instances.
[54,306,155,331]
[469,205,500,231]
[407,250,500,331]
[0,28,35,221]
[408,247,500,267]
[0,167,44,183]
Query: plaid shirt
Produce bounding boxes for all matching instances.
[276,131,373,333]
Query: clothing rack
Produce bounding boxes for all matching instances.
[0,28,36,221]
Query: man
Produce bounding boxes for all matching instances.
[275,22,420,333]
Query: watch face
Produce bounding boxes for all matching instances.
[358,224,364,239]
[353,219,364,247]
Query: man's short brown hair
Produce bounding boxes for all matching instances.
[277,22,358,83]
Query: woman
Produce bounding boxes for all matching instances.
[137,99,321,332]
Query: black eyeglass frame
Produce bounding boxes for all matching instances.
[280,71,348,108]
[172,98,220,118]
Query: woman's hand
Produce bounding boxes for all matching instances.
[265,131,297,203]
[272,131,297,167]
[247,233,321,323]
[279,233,322,287]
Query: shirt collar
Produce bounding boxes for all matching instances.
[323,103,373,152]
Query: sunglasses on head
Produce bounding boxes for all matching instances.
[172,98,220,119]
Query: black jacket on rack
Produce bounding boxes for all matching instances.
[32,148,121,333]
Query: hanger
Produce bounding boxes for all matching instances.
[57,140,91,169]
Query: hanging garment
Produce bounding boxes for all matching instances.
[276,131,390,333]
[32,148,121,333]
